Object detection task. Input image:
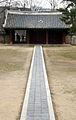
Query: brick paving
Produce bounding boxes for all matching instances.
[26,46,50,120]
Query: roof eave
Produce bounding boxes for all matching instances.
[4,27,70,30]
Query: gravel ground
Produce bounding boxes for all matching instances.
[43,46,76,120]
[0,45,33,120]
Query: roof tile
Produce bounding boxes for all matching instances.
[4,12,70,29]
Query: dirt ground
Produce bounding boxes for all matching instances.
[43,46,76,120]
[0,45,33,120]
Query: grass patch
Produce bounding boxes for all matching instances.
[64,90,76,94]
[0,62,23,72]
[0,48,30,73]
[45,47,76,60]
[59,47,76,60]
[60,51,76,60]
[0,49,18,57]
[44,47,76,73]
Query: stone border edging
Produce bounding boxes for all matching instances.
[20,46,36,120]
[41,46,55,120]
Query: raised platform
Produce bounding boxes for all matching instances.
[0,44,72,47]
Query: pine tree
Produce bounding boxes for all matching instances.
[58,0,76,33]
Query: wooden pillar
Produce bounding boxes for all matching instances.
[27,30,29,44]
[10,31,13,44]
[62,32,66,44]
[46,30,48,44]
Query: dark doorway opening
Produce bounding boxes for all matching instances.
[11,29,64,44]
[29,29,63,44]
[48,30,62,44]
[29,30,46,44]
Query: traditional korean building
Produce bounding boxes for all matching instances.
[3,10,70,44]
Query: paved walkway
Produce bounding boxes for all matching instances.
[26,46,50,120]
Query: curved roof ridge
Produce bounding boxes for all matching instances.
[7,10,62,15]
[3,10,70,29]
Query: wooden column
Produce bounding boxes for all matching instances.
[46,30,48,44]
[10,31,13,44]
[27,30,29,44]
[62,32,66,44]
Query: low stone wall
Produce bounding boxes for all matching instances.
[71,35,76,45]
[65,35,71,44]
[66,34,76,45]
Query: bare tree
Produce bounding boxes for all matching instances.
[47,0,52,9]
[8,0,23,7]
[47,0,58,9]
[23,0,28,8]
[30,0,32,6]
[0,0,28,7]
[29,0,43,11]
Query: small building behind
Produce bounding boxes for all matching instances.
[1,7,75,44]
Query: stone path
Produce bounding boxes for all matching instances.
[20,46,55,120]
[26,46,50,120]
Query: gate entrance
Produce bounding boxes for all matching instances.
[29,30,46,44]
[48,30,62,44]
[29,30,63,44]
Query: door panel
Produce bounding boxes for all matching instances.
[29,30,46,44]
[29,30,63,44]
[48,31,62,44]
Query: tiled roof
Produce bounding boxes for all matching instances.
[0,7,6,33]
[3,11,70,29]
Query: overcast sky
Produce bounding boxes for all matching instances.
[23,0,64,9]
[23,0,66,9]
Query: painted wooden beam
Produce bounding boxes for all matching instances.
[46,30,48,44]
[62,32,66,44]
[27,30,29,44]
[10,31,13,44]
